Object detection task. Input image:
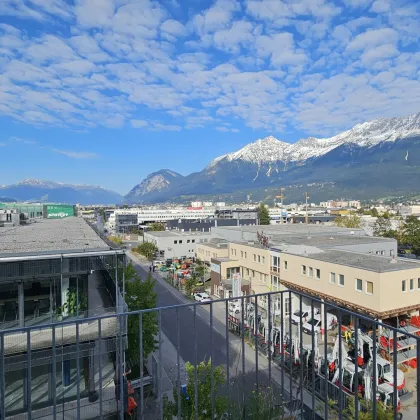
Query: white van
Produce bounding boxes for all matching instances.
[302,313,337,334]
[153,260,165,267]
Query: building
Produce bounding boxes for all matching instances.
[143,230,211,259]
[0,217,126,418]
[270,248,420,320]
[0,209,20,228]
[197,238,229,264]
[166,218,258,232]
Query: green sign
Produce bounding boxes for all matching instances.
[46,205,74,219]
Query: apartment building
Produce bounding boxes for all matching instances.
[0,217,125,418]
[271,247,420,319]
[196,238,229,264]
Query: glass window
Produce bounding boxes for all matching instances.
[410,279,414,291]
[366,281,373,294]
[308,267,313,277]
[252,270,255,277]
[302,265,307,275]
[258,255,261,263]
[285,297,290,316]
[187,240,190,243]
[262,256,265,264]
[241,251,243,258]
[402,280,406,292]
[246,268,250,276]
[284,261,288,270]
[356,279,363,292]
[192,239,195,243]
[179,240,182,244]
[330,272,336,284]
[418,278,420,289]
[174,240,177,244]
[316,269,320,279]
[244,252,247,258]
[253,254,256,262]
[339,274,344,286]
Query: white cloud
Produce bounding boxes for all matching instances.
[370,0,390,13]
[52,149,99,159]
[192,0,240,35]
[361,44,399,64]
[211,20,254,53]
[161,19,187,36]
[347,28,398,51]
[131,119,181,131]
[131,119,149,128]
[216,126,239,132]
[0,142,7,147]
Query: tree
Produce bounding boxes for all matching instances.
[374,214,392,237]
[185,273,198,297]
[258,203,270,225]
[334,214,361,229]
[148,222,165,231]
[125,265,158,362]
[402,215,420,255]
[194,261,208,282]
[163,360,227,420]
[135,242,158,260]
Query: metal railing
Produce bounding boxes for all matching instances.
[0,289,418,419]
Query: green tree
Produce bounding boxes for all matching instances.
[185,273,198,297]
[194,261,208,282]
[402,215,420,255]
[125,265,158,362]
[108,235,123,245]
[163,360,227,420]
[258,203,270,225]
[148,222,165,231]
[334,214,361,228]
[135,242,158,260]
[374,214,392,237]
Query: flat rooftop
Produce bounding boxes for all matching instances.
[0,217,110,256]
[213,224,365,236]
[145,230,211,237]
[271,234,395,249]
[285,249,420,273]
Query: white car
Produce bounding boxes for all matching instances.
[194,292,212,303]
[228,300,254,315]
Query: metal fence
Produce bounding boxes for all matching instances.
[0,289,419,419]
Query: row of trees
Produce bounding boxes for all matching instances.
[134,242,158,260]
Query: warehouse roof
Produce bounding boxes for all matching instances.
[283,249,420,273]
[271,234,395,249]
[0,217,110,256]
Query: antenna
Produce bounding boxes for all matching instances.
[304,192,309,224]
[276,187,285,224]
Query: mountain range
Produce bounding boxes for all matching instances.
[2,112,420,205]
[0,179,122,205]
[126,112,420,203]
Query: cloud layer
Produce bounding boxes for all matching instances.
[0,0,419,136]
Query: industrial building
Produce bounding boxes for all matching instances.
[0,217,125,418]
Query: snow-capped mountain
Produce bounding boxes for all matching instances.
[125,170,184,203]
[127,111,420,203]
[209,112,420,168]
[0,179,122,205]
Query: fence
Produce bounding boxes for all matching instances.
[0,289,419,419]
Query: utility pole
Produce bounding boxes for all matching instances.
[305,192,309,224]
[276,188,285,224]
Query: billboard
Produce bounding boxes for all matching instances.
[232,273,242,298]
[45,205,75,219]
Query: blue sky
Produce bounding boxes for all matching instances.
[0,0,419,194]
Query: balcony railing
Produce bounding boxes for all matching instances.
[271,265,280,273]
[0,289,419,419]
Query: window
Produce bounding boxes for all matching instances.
[262,256,265,264]
[402,280,407,292]
[330,272,336,284]
[246,268,250,276]
[187,239,190,243]
[253,254,256,262]
[174,240,178,244]
[284,260,288,270]
[252,270,255,277]
[308,267,313,277]
[285,297,291,316]
[366,281,373,295]
[192,240,195,243]
[302,265,307,275]
[241,251,243,258]
[316,269,320,279]
[356,279,363,292]
[418,278,420,290]
[262,274,267,283]
[380,251,385,255]
[339,274,344,286]
[410,279,414,291]
[258,255,261,263]
[244,252,247,258]
[179,240,183,244]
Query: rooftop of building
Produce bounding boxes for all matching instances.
[145,230,211,237]
[271,233,395,249]
[213,224,365,236]
[231,241,269,250]
[283,249,420,273]
[0,217,110,256]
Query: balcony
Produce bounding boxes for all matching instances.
[271,265,280,273]
[0,289,418,419]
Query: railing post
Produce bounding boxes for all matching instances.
[0,333,5,420]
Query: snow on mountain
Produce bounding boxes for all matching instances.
[208,112,420,168]
[14,179,111,191]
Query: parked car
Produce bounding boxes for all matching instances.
[193,292,212,303]
[291,305,320,325]
[228,299,254,315]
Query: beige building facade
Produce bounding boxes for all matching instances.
[270,248,420,319]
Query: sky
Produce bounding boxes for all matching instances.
[0,0,419,194]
